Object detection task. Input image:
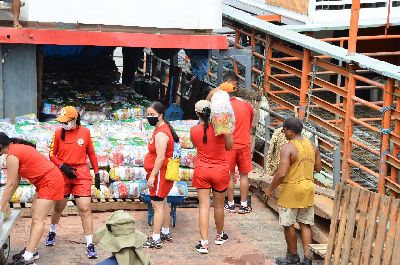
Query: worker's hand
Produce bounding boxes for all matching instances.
[147,176,155,189]
[60,164,77,179]
[94,173,101,190]
[0,204,11,220]
[266,188,273,199]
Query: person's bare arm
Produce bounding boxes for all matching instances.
[147,132,169,188]
[224,133,234,151]
[313,143,322,172]
[0,155,21,214]
[206,88,220,101]
[266,143,293,198]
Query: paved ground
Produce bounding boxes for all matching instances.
[9,197,321,265]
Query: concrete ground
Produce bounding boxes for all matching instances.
[9,196,322,265]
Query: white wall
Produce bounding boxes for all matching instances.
[1,0,222,29]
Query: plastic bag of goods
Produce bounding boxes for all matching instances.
[176,131,193,149]
[109,166,133,181]
[90,169,110,185]
[180,149,197,168]
[81,111,108,124]
[91,185,112,199]
[179,167,194,181]
[131,167,147,181]
[210,90,235,135]
[10,185,36,203]
[111,181,140,199]
[169,181,188,196]
[120,145,146,167]
[94,151,110,168]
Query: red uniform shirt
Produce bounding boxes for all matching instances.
[144,123,174,172]
[8,143,57,186]
[190,124,228,167]
[49,126,99,173]
[230,97,254,149]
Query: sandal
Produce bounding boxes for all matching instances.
[13,23,22,29]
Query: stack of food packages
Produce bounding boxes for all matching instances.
[0,114,199,203]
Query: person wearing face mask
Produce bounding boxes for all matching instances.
[45,106,100,259]
[143,101,180,249]
[0,132,64,265]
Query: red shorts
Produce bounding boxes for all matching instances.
[228,147,253,174]
[146,169,174,199]
[192,165,230,192]
[63,164,92,197]
[35,167,64,201]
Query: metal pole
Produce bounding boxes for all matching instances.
[391,97,400,197]
[378,78,395,194]
[299,49,311,119]
[264,114,271,169]
[333,145,341,186]
[217,51,224,86]
[264,36,272,93]
[348,0,361,54]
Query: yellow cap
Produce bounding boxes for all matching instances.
[56,106,78,123]
[219,82,236,93]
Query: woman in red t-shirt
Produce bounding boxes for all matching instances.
[190,100,233,254]
[0,132,64,264]
[143,101,179,249]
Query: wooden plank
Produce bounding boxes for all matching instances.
[390,202,400,265]
[382,199,399,265]
[332,185,351,265]
[350,189,371,265]
[309,244,327,258]
[371,196,392,264]
[360,192,381,265]
[340,186,361,265]
[0,210,20,245]
[324,183,344,265]
[265,0,309,15]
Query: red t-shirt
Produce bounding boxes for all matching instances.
[190,124,228,167]
[49,126,99,173]
[231,97,254,149]
[8,143,57,185]
[144,123,174,172]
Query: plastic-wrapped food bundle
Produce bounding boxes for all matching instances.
[168,181,188,196]
[112,107,145,121]
[80,111,108,124]
[41,102,63,116]
[131,167,147,181]
[176,131,193,149]
[180,149,197,168]
[109,149,125,167]
[210,90,235,135]
[179,167,194,181]
[109,166,132,181]
[110,181,140,199]
[94,151,110,168]
[90,169,110,185]
[91,185,112,199]
[10,185,36,203]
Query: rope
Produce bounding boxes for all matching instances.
[380,128,393,134]
[304,58,317,123]
[380,104,396,116]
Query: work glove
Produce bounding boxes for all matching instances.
[60,164,77,179]
[95,173,101,190]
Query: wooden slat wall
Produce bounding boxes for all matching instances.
[325,184,400,265]
[265,0,309,15]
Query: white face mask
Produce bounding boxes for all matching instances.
[61,121,75,130]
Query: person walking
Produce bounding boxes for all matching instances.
[266,117,322,265]
[142,101,179,249]
[190,100,233,254]
[219,71,255,214]
[0,132,64,265]
[44,106,100,259]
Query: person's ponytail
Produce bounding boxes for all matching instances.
[164,120,180,143]
[200,107,211,144]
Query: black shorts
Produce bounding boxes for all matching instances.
[150,195,165,201]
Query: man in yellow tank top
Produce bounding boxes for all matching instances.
[266,117,322,265]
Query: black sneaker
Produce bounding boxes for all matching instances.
[160,232,172,242]
[224,204,236,213]
[86,243,98,259]
[12,249,38,261]
[276,253,301,265]
[238,205,252,214]
[301,257,312,265]
[215,233,229,245]
[195,241,209,254]
[143,237,162,249]
[9,253,36,265]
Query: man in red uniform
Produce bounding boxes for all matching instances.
[45,106,100,259]
[220,71,254,214]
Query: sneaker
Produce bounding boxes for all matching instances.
[224,204,236,213]
[215,233,229,245]
[301,257,312,265]
[195,241,209,254]
[45,232,56,246]
[143,237,162,249]
[160,232,172,242]
[9,254,36,265]
[238,205,252,214]
[276,253,301,265]
[86,243,98,259]
[12,249,38,261]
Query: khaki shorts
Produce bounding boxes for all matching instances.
[278,206,314,227]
